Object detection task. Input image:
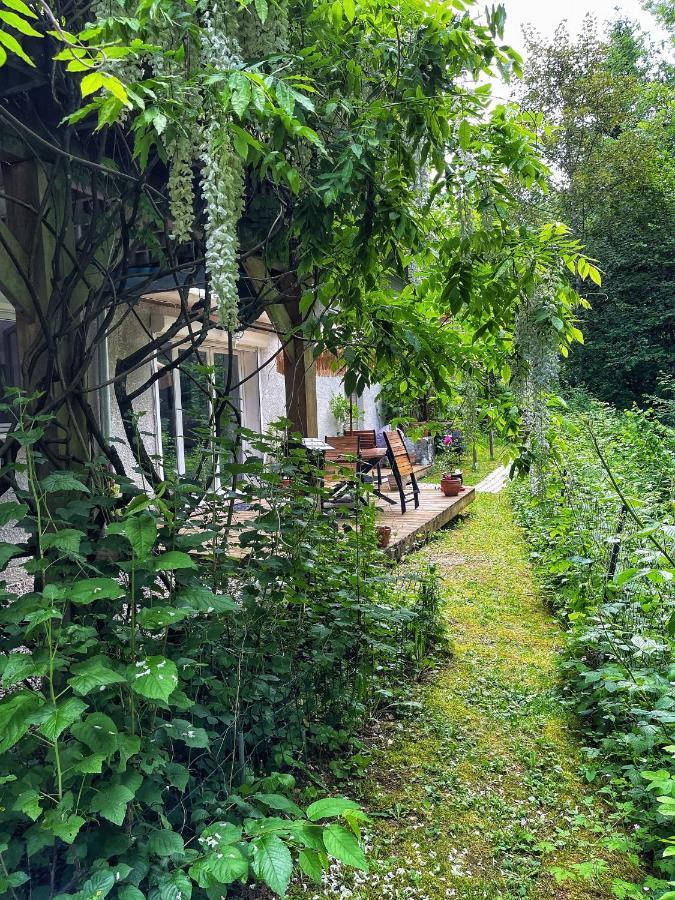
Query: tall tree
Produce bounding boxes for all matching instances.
[520,16,675,407]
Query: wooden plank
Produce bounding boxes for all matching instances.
[378,484,475,561]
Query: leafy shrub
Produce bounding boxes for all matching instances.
[512,393,675,893]
[0,398,445,898]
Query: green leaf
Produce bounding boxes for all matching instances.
[163,718,209,748]
[153,550,196,571]
[46,812,85,844]
[2,0,38,18]
[40,471,90,493]
[305,797,360,821]
[0,501,27,526]
[175,584,237,613]
[255,793,304,817]
[36,697,88,741]
[13,789,42,821]
[2,652,46,687]
[71,711,118,752]
[41,528,84,554]
[129,655,178,702]
[342,0,355,22]
[155,871,192,900]
[75,868,115,896]
[252,833,293,897]
[231,77,252,118]
[118,887,146,900]
[0,692,42,752]
[80,71,106,97]
[254,0,268,22]
[298,848,326,883]
[322,824,367,871]
[74,753,107,774]
[458,119,471,150]
[0,10,40,34]
[90,783,137,826]
[0,542,24,569]
[117,512,157,559]
[68,656,126,695]
[148,829,185,857]
[165,762,190,791]
[138,605,190,630]
[70,577,125,605]
[209,845,248,883]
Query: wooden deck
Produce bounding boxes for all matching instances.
[218,477,475,562]
[376,482,475,560]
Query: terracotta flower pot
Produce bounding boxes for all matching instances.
[376,524,392,548]
[440,475,462,497]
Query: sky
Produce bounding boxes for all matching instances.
[500,0,666,55]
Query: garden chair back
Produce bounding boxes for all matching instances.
[383,428,420,514]
[344,428,377,449]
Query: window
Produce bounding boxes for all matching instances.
[156,343,261,484]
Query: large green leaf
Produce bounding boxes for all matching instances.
[41,528,85,554]
[1,652,46,687]
[305,797,360,821]
[129,655,178,702]
[33,697,88,741]
[113,513,157,559]
[251,833,293,897]
[298,847,327,884]
[69,577,125,605]
[137,605,190,630]
[208,845,248,884]
[153,550,196,571]
[48,813,85,844]
[0,543,24,569]
[68,656,126,695]
[175,584,238,613]
[0,501,27,526]
[322,824,367,871]
[255,793,304,817]
[90,783,137,826]
[13,789,42,821]
[156,872,193,900]
[163,718,209,748]
[40,471,90,494]
[0,692,43,753]
[71,712,118,753]
[148,829,185,857]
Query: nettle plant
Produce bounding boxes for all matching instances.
[0,396,445,898]
[0,398,376,898]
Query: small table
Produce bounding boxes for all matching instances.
[358,447,395,505]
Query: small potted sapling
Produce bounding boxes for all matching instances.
[329,393,363,433]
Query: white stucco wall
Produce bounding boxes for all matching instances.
[107,305,160,486]
[257,335,287,434]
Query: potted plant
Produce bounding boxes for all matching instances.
[376,524,392,548]
[440,473,462,497]
[329,392,364,432]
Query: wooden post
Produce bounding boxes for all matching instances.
[243,258,318,438]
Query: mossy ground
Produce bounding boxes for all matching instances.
[294,492,643,899]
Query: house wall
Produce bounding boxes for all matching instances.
[255,332,382,439]
[107,304,160,487]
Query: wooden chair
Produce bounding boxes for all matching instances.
[344,429,382,487]
[383,428,420,514]
[344,429,377,449]
[322,435,363,509]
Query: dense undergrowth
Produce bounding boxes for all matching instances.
[0,399,446,899]
[512,394,675,897]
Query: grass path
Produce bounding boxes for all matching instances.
[305,493,642,899]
